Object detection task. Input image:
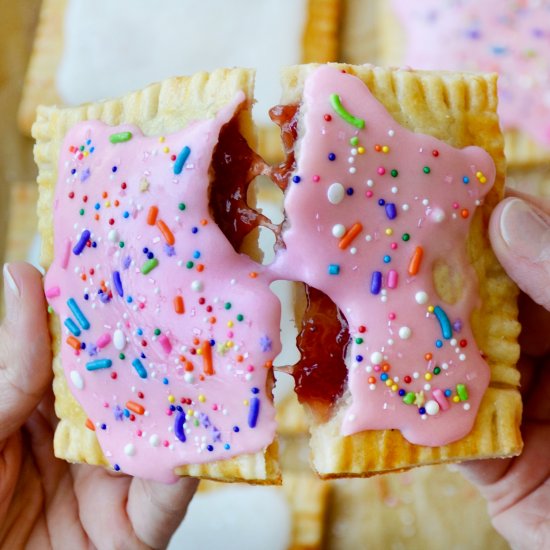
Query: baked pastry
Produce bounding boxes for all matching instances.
[272,64,522,477]
[378,0,550,167]
[34,68,283,483]
[19,0,341,165]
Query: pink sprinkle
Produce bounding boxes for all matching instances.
[103,402,109,408]
[227,331,234,338]
[452,202,459,209]
[390,242,397,250]
[61,238,71,269]
[45,286,61,299]
[166,408,173,416]
[212,404,218,411]
[247,365,255,372]
[374,365,382,372]
[387,270,398,289]
[163,440,170,447]
[366,191,373,198]
[312,175,320,182]
[137,430,143,437]
[388,312,396,320]
[433,389,450,411]
[139,302,145,309]
[96,333,111,349]
[158,334,172,354]
[377,167,386,175]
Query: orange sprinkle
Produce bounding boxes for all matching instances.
[94,214,100,221]
[156,219,175,245]
[174,295,185,314]
[67,336,81,350]
[85,418,95,431]
[425,353,433,361]
[382,363,391,372]
[200,219,208,226]
[199,374,205,381]
[338,222,363,250]
[114,200,120,207]
[407,246,424,276]
[202,340,214,375]
[102,191,108,199]
[185,361,194,372]
[264,360,273,369]
[196,264,204,272]
[209,316,217,324]
[236,354,244,363]
[193,337,200,346]
[460,208,469,219]
[147,205,159,225]
[368,376,376,384]
[249,271,258,278]
[126,401,145,415]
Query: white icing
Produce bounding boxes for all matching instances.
[57,0,307,125]
[169,486,291,550]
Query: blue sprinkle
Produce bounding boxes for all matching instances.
[173,145,191,175]
[370,271,382,294]
[64,317,81,337]
[233,426,240,433]
[251,387,260,394]
[80,168,90,182]
[248,397,260,428]
[147,252,154,260]
[209,338,216,346]
[137,328,143,336]
[86,139,91,145]
[169,404,176,411]
[126,296,133,303]
[355,355,363,362]
[207,445,214,452]
[346,187,354,196]
[435,339,443,348]
[328,263,340,275]
[123,211,129,219]
[73,229,91,255]
[224,443,230,450]
[328,152,336,161]
[385,202,397,220]
[398,389,406,396]
[94,203,100,210]
[383,255,391,263]
[434,305,453,339]
[191,227,198,234]
[114,464,120,472]
[174,411,186,442]
[162,377,169,385]
[193,250,201,259]
[123,256,132,269]
[84,294,89,300]
[381,373,388,381]
[176,405,183,412]
[100,424,107,430]
[71,168,76,175]
[91,242,97,248]
[90,147,95,153]
[86,358,112,371]
[67,298,90,330]
[419,407,426,415]
[113,271,124,297]
[292,175,301,183]
[463,176,470,184]
[143,247,149,254]
[132,358,147,379]
[444,389,452,397]
[378,199,385,206]
[112,166,118,173]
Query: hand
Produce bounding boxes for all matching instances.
[459,194,550,549]
[0,263,198,549]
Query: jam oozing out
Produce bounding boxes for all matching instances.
[269,104,298,193]
[293,285,349,422]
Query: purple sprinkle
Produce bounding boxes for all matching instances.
[200,412,212,429]
[113,406,124,421]
[212,427,222,442]
[99,293,111,304]
[370,271,382,295]
[87,344,98,357]
[248,397,260,428]
[113,271,124,297]
[174,411,186,442]
[164,244,176,256]
[453,319,463,332]
[259,335,272,352]
[123,256,132,269]
[385,202,397,220]
[73,230,91,255]
[80,168,91,182]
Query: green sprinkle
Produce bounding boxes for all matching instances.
[186,261,194,269]
[390,169,399,177]
[141,258,159,274]
[119,241,125,248]
[178,203,186,211]
[119,353,125,360]
[79,145,85,151]
[236,314,244,322]
[433,366,441,375]
[349,136,359,146]
[355,337,364,344]
[330,93,365,129]
[109,131,133,144]
[154,328,161,336]
[456,384,469,401]
[79,209,85,216]
[403,392,416,405]
[423,166,431,174]
[224,302,232,310]
[47,305,54,314]
[402,233,410,242]
[194,419,200,427]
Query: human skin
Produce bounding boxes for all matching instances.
[0,262,198,549]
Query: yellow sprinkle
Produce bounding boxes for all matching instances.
[226,341,234,348]
[424,373,432,381]
[480,176,487,184]
[391,384,398,392]
[159,136,165,143]
[427,305,435,313]
[187,409,194,416]
[163,146,170,153]
[84,151,89,157]
[227,321,234,328]
[452,396,460,403]
[243,399,249,406]
[105,201,111,208]
[168,395,175,403]
[357,146,365,154]
[198,394,206,403]
[197,348,203,356]
[382,145,390,153]
[385,379,392,387]
[385,228,393,236]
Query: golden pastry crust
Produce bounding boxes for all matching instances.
[281,63,522,478]
[376,1,550,168]
[34,68,281,484]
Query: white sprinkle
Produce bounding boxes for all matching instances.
[108,229,119,242]
[450,338,457,346]
[398,326,412,340]
[365,234,373,242]
[327,182,345,204]
[415,291,428,305]
[184,372,195,383]
[332,224,346,238]
[422,199,429,206]
[70,370,84,390]
[424,383,431,391]
[149,434,160,447]
[347,414,356,422]
[402,204,410,211]
[350,247,357,255]
[391,186,398,194]
[191,280,203,292]
[459,354,466,361]
[113,329,126,351]
[431,208,446,223]
[463,403,471,411]
[124,443,136,456]
[366,179,374,187]
[370,351,383,365]
[349,167,357,174]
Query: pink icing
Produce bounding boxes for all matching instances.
[44,95,281,482]
[391,0,550,147]
[271,66,495,446]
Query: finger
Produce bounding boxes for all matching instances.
[0,263,52,440]
[489,198,550,310]
[127,476,199,549]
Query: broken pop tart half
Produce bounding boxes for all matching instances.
[34,64,523,483]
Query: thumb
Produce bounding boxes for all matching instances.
[0,262,51,440]
[490,197,550,310]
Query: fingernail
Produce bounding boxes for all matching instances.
[500,199,550,262]
[3,264,20,298]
